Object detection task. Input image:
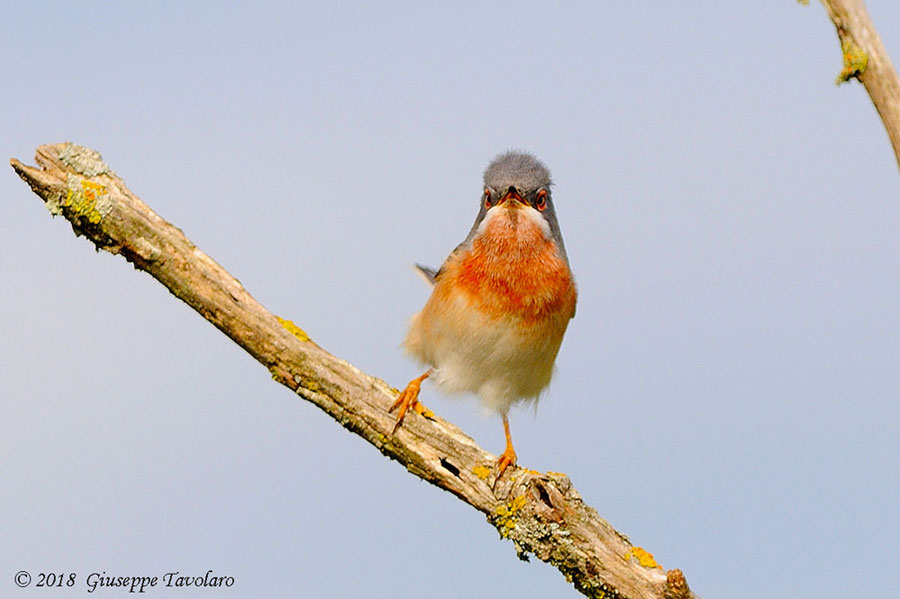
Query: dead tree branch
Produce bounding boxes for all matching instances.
[819,0,900,171]
[10,143,694,599]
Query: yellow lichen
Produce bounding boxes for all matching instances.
[276,316,310,342]
[472,465,492,480]
[836,39,868,84]
[494,494,527,537]
[63,178,107,224]
[80,179,106,198]
[413,402,435,420]
[624,546,661,569]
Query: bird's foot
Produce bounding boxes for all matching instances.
[389,371,434,434]
[494,415,518,478]
[496,444,518,477]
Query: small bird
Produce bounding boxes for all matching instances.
[391,151,577,475]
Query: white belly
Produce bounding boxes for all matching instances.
[404,291,568,415]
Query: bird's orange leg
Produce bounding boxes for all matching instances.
[496,415,518,475]
[389,369,435,434]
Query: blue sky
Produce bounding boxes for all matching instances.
[2,2,899,597]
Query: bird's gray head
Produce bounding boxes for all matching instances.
[461,150,569,263]
[483,151,552,193]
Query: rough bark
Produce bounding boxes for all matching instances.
[10,143,695,599]
[819,0,900,171]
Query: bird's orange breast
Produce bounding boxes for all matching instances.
[446,210,576,325]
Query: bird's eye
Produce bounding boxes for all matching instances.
[484,188,492,209]
[535,189,548,211]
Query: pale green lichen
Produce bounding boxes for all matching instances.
[58,143,111,177]
[489,483,625,599]
[44,192,64,216]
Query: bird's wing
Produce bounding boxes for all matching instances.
[416,236,470,286]
[413,263,438,286]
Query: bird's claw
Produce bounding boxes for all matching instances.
[496,445,517,478]
[390,396,432,434]
[390,371,434,434]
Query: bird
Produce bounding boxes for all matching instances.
[390,151,577,475]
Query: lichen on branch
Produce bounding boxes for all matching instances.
[11,143,695,599]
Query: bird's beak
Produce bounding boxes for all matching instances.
[499,187,526,207]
